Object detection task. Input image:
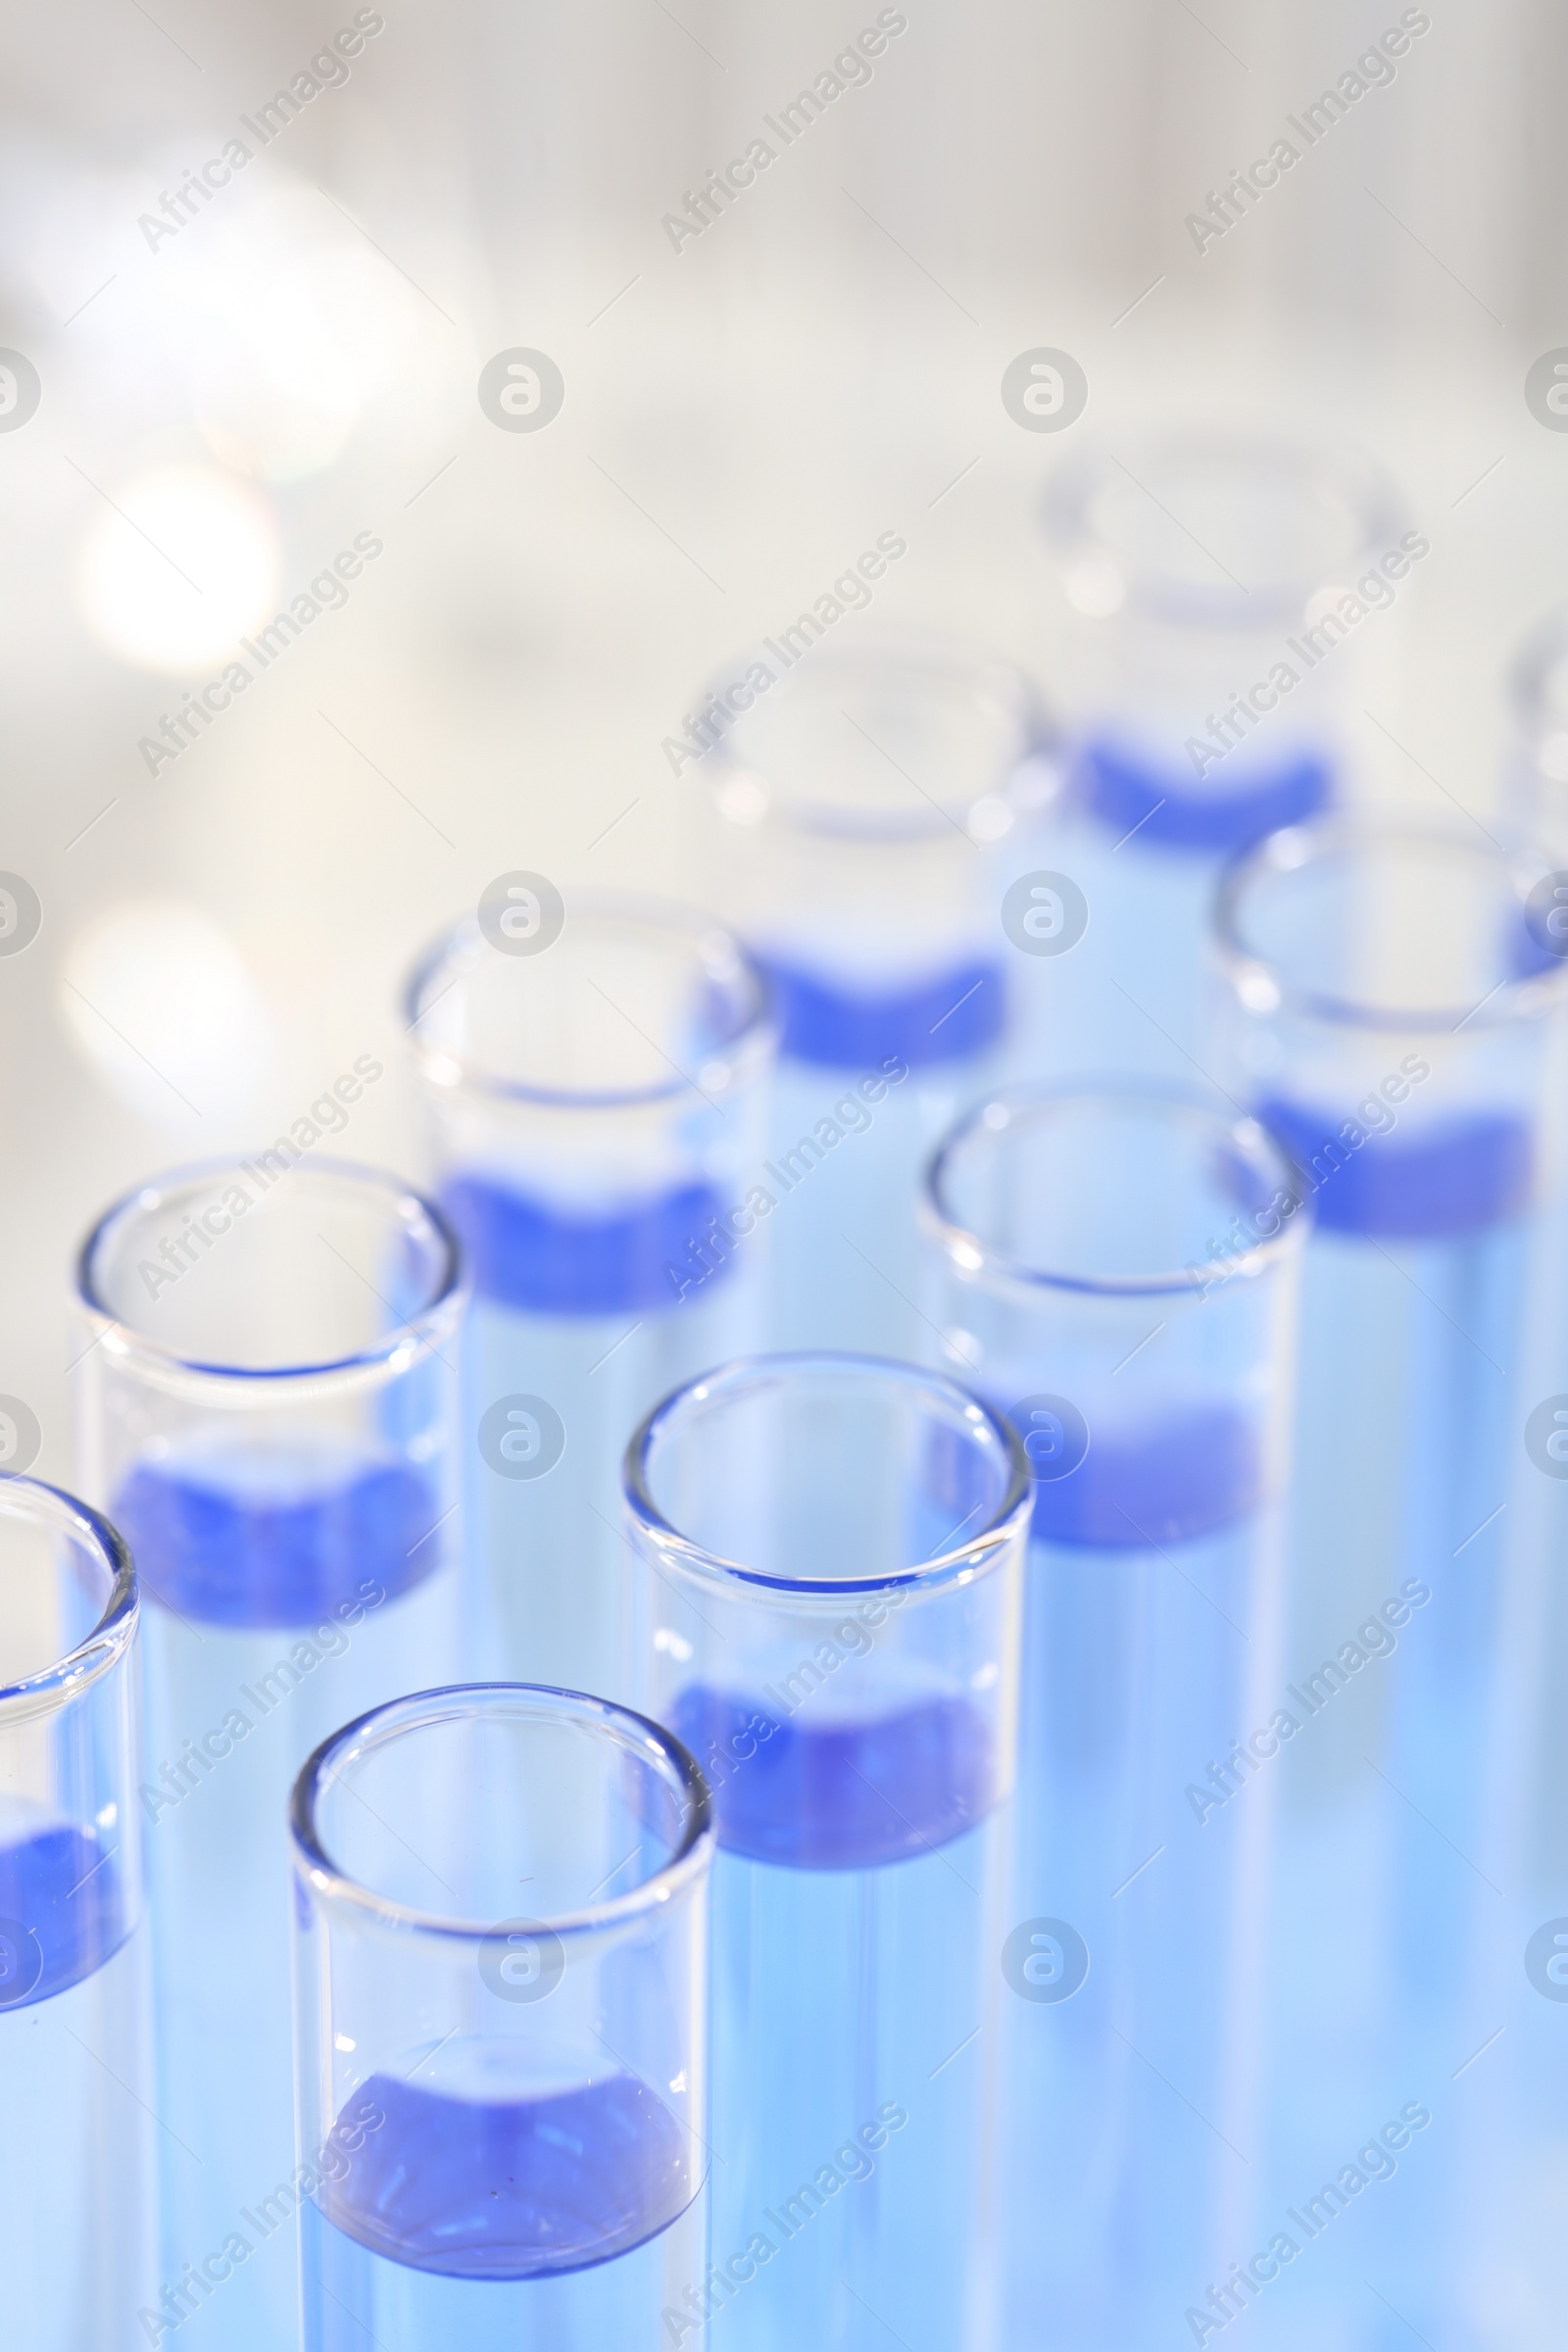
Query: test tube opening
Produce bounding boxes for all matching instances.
[704,632,1059,843]
[924,1085,1302,1295]
[292,1682,710,1930]
[625,1350,1029,1591]
[922,1088,1303,1549]
[76,1155,462,1378]
[405,895,773,1108]
[1042,430,1405,631]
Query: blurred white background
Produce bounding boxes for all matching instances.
[1,0,1562,1467]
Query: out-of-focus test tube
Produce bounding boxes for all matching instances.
[1506,603,1568,858]
[74,1160,464,2352]
[700,635,1059,1355]
[0,1479,153,2351]
[1464,608,1568,2343]
[405,898,773,1697]
[289,1684,711,2352]
[624,1352,1030,2352]
[1211,823,1568,2345]
[920,1087,1305,2347]
[1030,433,1407,1077]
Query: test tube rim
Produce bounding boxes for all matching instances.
[699,628,1065,844]
[288,1681,713,1942]
[74,1153,466,1391]
[0,1475,137,1722]
[920,1080,1307,1302]
[1213,817,1568,1034]
[1038,426,1406,632]
[621,1349,1033,1598]
[403,892,776,1109]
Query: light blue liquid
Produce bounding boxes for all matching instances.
[462,1279,757,1697]
[1004,741,1328,1090]
[763,1060,987,1357]
[1001,1511,1281,2348]
[120,1451,458,2352]
[1447,1186,1568,2347]
[0,1819,157,2350]
[703,1817,1003,2351]
[1005,823,1226,1087]
[303,2202,700,2352]
[1256,1216,1529,2347]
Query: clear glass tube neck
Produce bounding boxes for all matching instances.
[1041,429,1406,633]
[290,1682,713,1942]
[404,894,773,1109]
[922,1083,1304,1299]
[0,1478,137,1717]
[1214,820,1568,1034]
[623,1350,1031,1595]
[74,1156,463,1390]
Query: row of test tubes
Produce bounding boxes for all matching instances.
[8,430,1568,2351]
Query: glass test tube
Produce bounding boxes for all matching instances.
[74,1159,464,2352]
[290,1684,711,2352]
[699,634,1059,1356]
[0,1478,154,2350]
[1211,822,1568,2344]
[405,898,773,1697]
[1507,602,1568,858]
[920,1086,1305,2347]
[623,1353,1031,2352]
[1463,611,1568,2341]
[1027,432,1406,1080]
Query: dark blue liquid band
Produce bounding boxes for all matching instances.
[1256,1097,1535,1241]
[0,1827,126,2008]
[1022,1401,1263,1550]
[113,1456,443,1630]
[755,953,1005,1070]
[1078,736,1331,855]
[441,1174,729,1316]
[319,2071,693,2280]
[672,1686,994,1870]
